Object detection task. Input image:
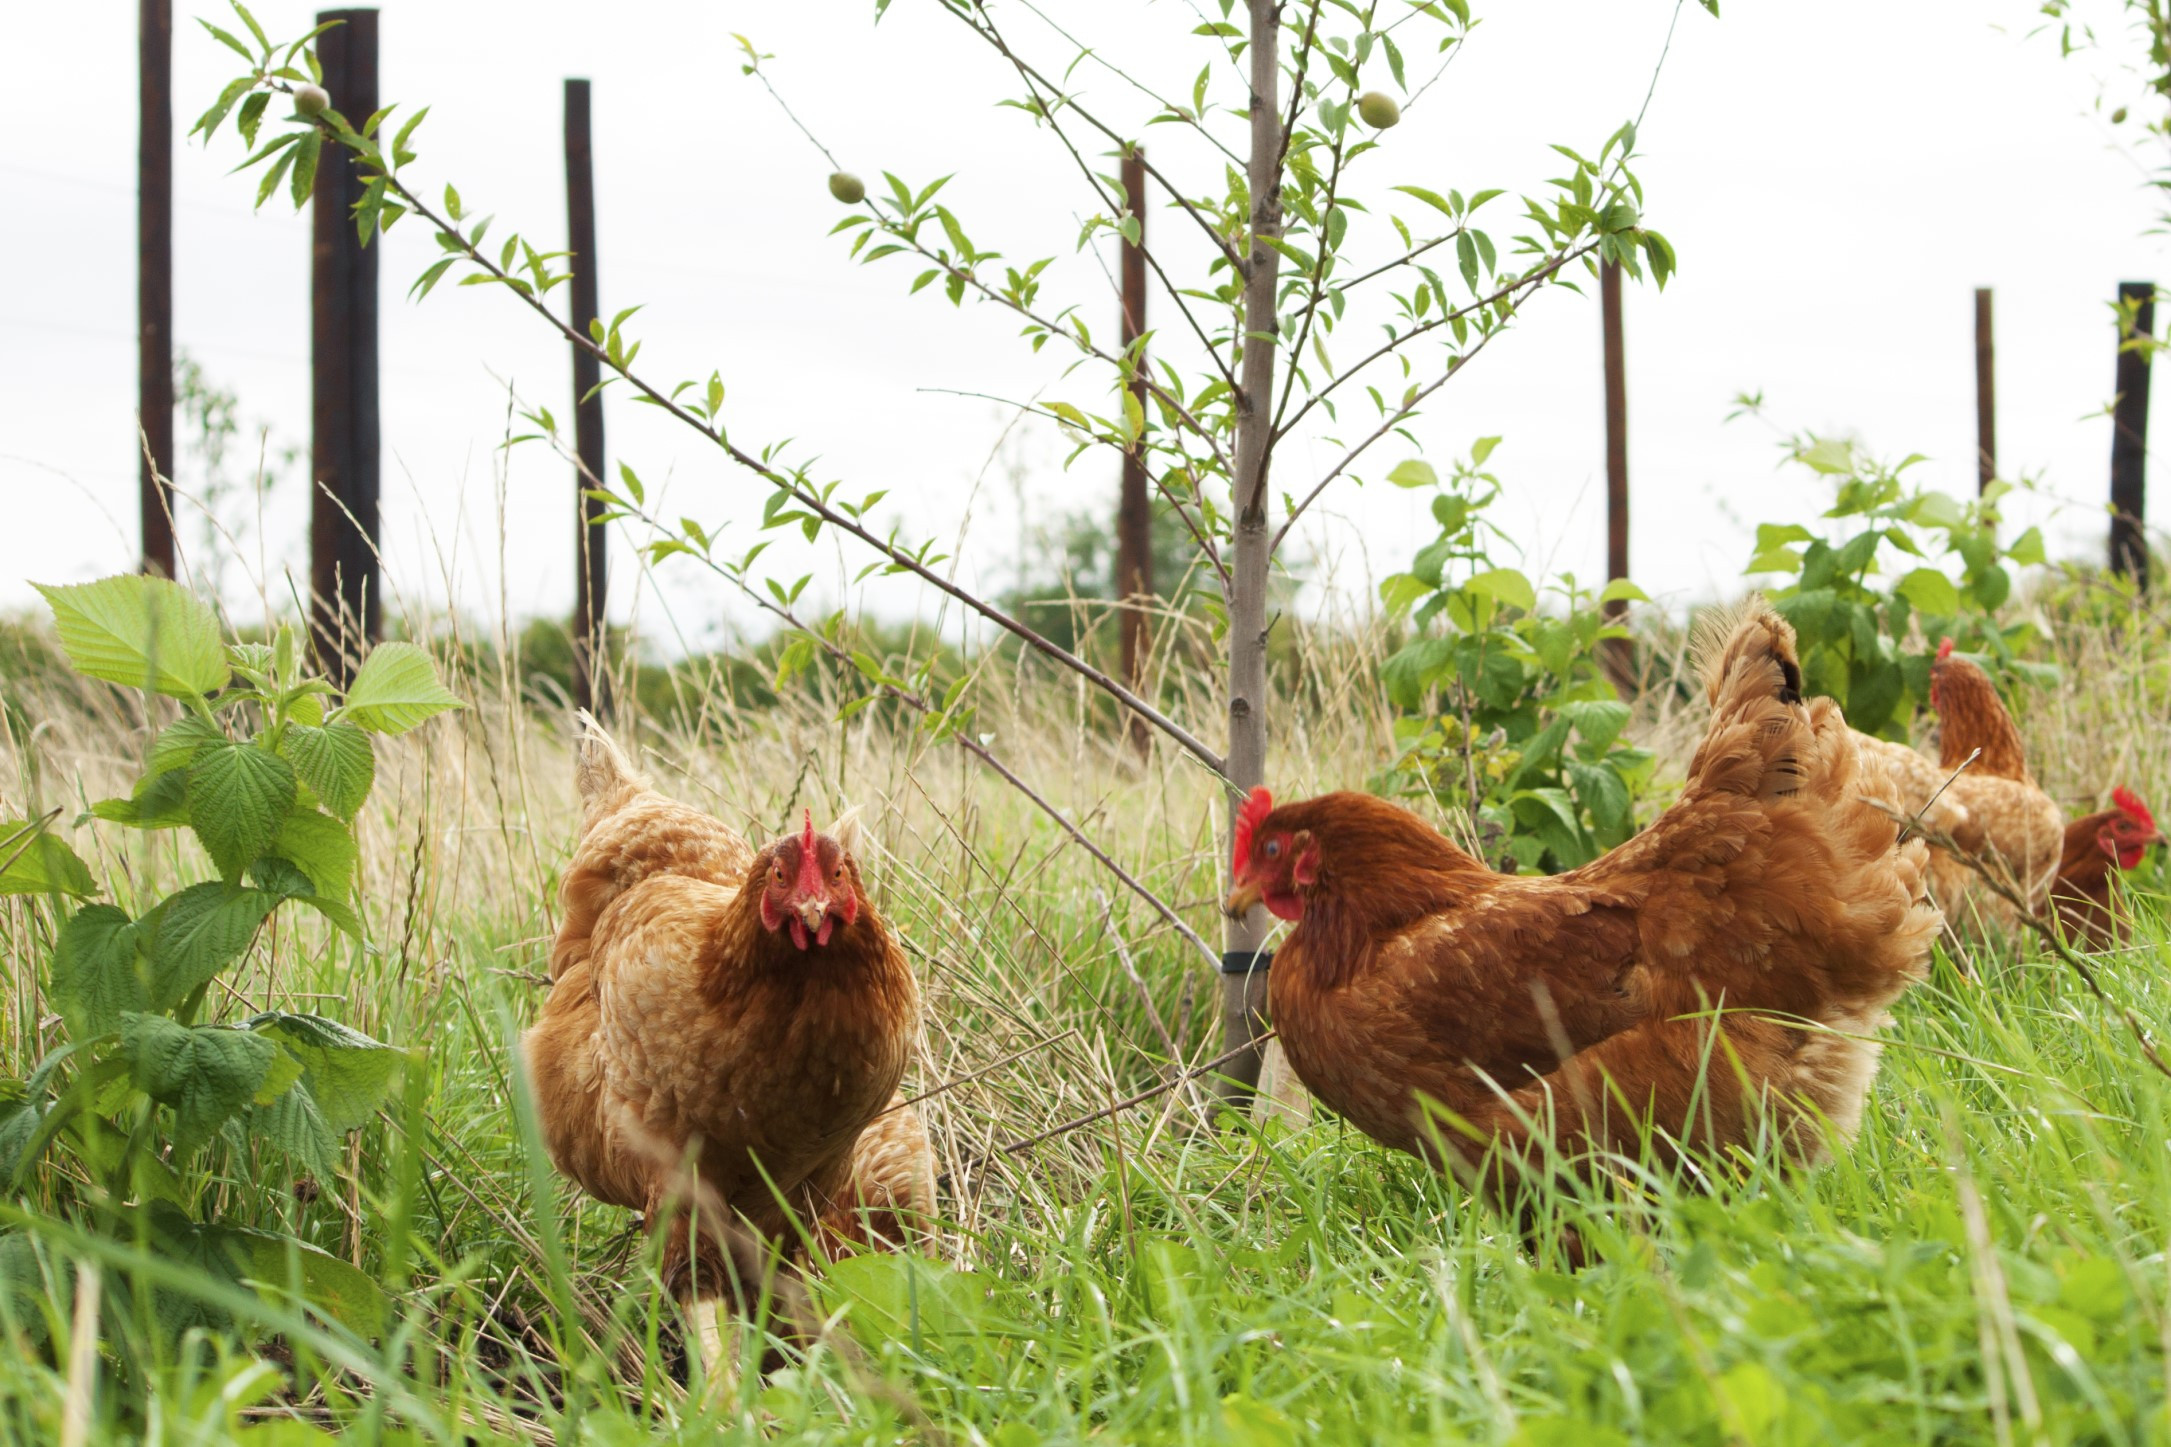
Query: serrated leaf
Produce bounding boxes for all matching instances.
[149,715,227,779]
[0,822,96,898]
[338,642,462,735]
[278,722,375,821]
[33,576,228,701]
[143,883,280,1010]
[122,1015,278,1154]
[1896,567,1960,617]
[250,1079,337,1183]
[247,1013,402,1134]
[270,809,357,906]
[188,744,296,878]
[91,770,192,829]
[49,905,145,1037]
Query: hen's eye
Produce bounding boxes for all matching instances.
[1265,839,1282,858]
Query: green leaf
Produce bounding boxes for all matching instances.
[270,809,357,906]
[1567,759,1633,837]
[1386,459,1438,489]
[1470,436,1502,467]
[143,883,280,1010]
[1907,491,1967,530]
[0,822,96,898]
[49,905,145,1037]
[188,743,297,879]
[1798,438,1854,475]
[90,771,191,830]
[223,1222,390,1336]
[1562,699,1633,753]
[122,1015,278,1154]
[2008,525,2047,566]
[149,715,227,779]
[1596,578,1648,605]
[1380,637,1453,710]
[1465,568,1536,613]
[33,576,228,702]
[246,1013,402,1134]
[277,722,375,821]
[1378,573,1434,621]
[250,1079,337,1182]
[338,642,462,735]
[1895,567,1960,617]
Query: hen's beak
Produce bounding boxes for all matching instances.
[797,897,828,931]
[1224,875,1263,920]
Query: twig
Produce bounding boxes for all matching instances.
[1899,747,1979,842]
[873,1028,1082,1119]
[940,1033,1278,1187]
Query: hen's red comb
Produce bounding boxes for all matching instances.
[1232,787,1273,876]
[2113,787,2157,834]
[1936,637,1955,663]
[803,808,816,852]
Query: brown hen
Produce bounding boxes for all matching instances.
[523,718,932,1309]
[2049,789,2161,948]
[1852,639,2063,935]
[1227,602,1938,1200]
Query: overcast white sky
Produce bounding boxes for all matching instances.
[3,1,2166,652]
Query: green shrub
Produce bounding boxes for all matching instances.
[0,575,457,1359]
[1373,440,1651,872]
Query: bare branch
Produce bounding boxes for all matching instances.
[940,1033,1280,1186]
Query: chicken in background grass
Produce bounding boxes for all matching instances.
[2051,788,2163,948]
[1226,601,1938,1219]
[1851,637,2064,938]
[523,716,933,1337]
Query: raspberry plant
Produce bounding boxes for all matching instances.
[0,574,458,1355]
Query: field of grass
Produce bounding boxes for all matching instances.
[0,582,2167,1445]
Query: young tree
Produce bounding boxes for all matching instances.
[197,0,1694,1098]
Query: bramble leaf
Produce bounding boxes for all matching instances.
[34,576,228,702]
[188,743,297,879]
[338,642,462,735]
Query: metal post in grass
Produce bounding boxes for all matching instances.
[139,0,175,579]
[1600,257,1631,690]
[2110,281,2153,590]
[565,77,609,714]
[310,8,382,681]
[1974,287,1996,496]
[1117,147,1153,757]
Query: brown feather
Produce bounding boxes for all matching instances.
[523,719,932,1304]
[1246,600,1938,1208]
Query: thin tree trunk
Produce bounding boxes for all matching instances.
[1218,0,1283,1104]
[1117,148,1154,758]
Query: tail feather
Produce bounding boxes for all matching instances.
[1684,598,1817,803]
[574,710,645,827]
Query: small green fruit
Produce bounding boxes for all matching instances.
[1357,91,1401,129]
[2112,105,2130,125]
[294,83,331,118]
[828,171,866,204]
